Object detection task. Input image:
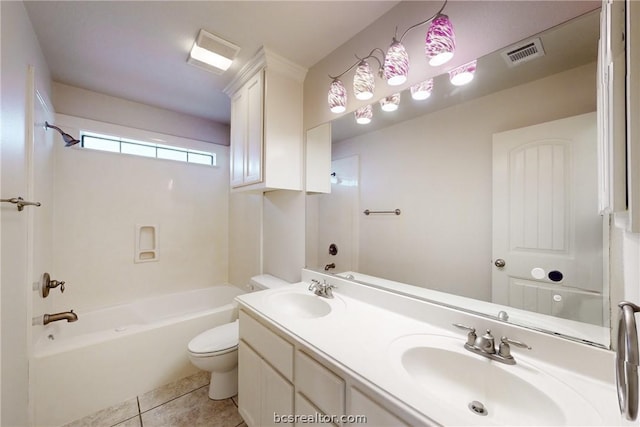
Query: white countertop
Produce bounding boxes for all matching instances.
[236,274,622,426]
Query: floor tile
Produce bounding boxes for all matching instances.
[231,396,238,407]
[62,398,138,427]
[138,370,210,412]
[141,387,242,427]
[113,415,142,427]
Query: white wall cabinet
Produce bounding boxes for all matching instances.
[225,47,307,192]
[238,309,419,426]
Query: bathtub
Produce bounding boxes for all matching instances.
[32,285,245,427]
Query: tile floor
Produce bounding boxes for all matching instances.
[63,371,247,427]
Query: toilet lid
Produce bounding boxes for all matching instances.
[188,320,239,354]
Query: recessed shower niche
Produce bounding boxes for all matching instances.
[135,224,158,263]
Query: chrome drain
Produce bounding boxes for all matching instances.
[468,400,488,416]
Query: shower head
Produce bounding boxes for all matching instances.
[45,122,80,147]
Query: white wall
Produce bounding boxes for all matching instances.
[324,63,596,301]
[48,115,230,313]
[228,192,262,288]
[0,2,54,425]
[263,191,306,283]
[53,82,230,146]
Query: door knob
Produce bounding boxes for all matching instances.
[494,259,506,268]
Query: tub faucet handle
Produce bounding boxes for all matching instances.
[52,280,65,293]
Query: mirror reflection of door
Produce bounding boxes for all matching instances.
[492,112,604,326]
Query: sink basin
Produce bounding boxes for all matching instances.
[267,292,333,319]
[389,334,602,426]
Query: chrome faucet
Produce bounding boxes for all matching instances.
[308,279,336,299]
[43,310,78,325]
[453,323,531,365]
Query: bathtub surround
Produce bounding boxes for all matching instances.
[48,115,230,314]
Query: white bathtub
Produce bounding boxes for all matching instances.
[32,285,245,427]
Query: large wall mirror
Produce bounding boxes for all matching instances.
[306,9,610,347]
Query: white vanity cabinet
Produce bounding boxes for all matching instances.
[238,308,418,427]
[225,47,307,192]
[238,311,294,427]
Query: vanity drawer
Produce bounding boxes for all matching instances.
[239,310,293,380]
[295,350,345,417]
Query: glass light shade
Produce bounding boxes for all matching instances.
[380,93,401,112]
[410,78,434,100]
[383,40,409,86]
[355,105,373,124]
[425,14,456,66]
[449,60,477,86]
[353,61,375,100]
[328,79,347,113]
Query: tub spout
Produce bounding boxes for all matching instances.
[43,310,78,325]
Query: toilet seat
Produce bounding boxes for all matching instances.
[188,320,239,356]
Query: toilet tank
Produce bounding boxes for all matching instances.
[247,274,290,292]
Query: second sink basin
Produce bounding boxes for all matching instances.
[388,334,602,426]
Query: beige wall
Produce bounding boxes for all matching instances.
[320,63,596,300]
[53,82,230,146]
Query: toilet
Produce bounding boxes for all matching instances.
[187,274,289,399]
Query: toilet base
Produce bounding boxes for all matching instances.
[208,366,238,400]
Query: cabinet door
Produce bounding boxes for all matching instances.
[349,387,409,426]
[261,360,294,426]
[244,70,264,185]
[230,89,247,187]
[238,341,261,427]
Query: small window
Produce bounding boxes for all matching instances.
[80,132,216,166]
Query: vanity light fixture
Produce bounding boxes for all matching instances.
[380,93,401,112]
[187,29,240,74]
[449,59,477,86]
[328,79,348,113]
[410,78,434,100]
[355,105,373,124]
[327,0,453,113]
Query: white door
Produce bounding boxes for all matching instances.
[492,113,604,320]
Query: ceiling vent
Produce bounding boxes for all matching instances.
[500,38,545,67]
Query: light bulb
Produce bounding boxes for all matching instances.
[355,105,373,124]
[410,79,434,100]
[328,79,347,113]
[354,61,375,101]
[426,14,455,66]
[449,60,477,86]
[380,93,401,112]
[384,40,409,86]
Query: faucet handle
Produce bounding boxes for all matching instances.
[498,336,532,358]
[308,279,321,291]
[453,323,477,346]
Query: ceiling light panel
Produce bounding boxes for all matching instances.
[188,29,240,74]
